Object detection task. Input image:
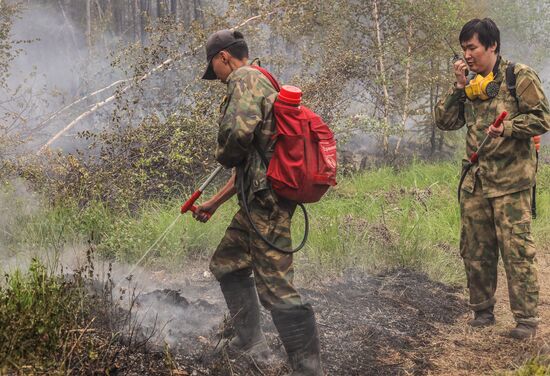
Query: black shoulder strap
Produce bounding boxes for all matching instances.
[506,62,519,107]
[253,142,270,167]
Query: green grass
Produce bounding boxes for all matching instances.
[3,159,550,286]
[293,160,464,284]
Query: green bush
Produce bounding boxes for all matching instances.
[0,259,82,369]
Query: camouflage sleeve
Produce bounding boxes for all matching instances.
[434,85,467,131]
[215,72,264,168]
[502,66,550,139]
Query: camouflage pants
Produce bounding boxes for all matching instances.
[209,190,302,310]
[460,177,539,325]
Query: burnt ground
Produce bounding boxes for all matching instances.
[122,267,468,376]
[73,248,550,375]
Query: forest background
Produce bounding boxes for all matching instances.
[1,0,550,374]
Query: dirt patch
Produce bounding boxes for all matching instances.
[419,251,550,375]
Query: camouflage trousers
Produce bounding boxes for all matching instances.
[460,176,539,325]
[209,190,302,310]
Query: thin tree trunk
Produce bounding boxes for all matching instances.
[57,1,80,55]
[372,0,390,154]
[193,0,203,21]
[157,0,163,17]
[430,59,436,156]
[171,0,177,21]
[394,8,413,156]
[140,0,148,44]
[182,0,191,27]
[86,0,92,51]
[130,0,138,42]
[95,0,103,22]
[112,0,123,35]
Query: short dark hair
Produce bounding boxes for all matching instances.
[459,18,500,53]
[224,31,249,59]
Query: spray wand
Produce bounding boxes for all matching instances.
[116,166,224,287]
[457,111,508,202]
[180,166,224,220]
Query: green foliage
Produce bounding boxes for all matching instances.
[293,160,464,284]
[0,1,23,162]
[19,0,478,207]
[0,248,157,374]
[9,160,550,286]
[268,0,469,157]
[511,357,550,376]
[0,162,478,284]
[44,112,219,208]
[0,259,82,369]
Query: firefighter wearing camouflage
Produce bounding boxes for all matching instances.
[197,29,323,375]
[435,57,550,336]
[210,64,302,309]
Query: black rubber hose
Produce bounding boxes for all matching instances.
[532,150,539,219]
[238,171,309,254]
[457,163,473,203]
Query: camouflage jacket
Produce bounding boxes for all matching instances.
[435,58,550,198]
[215,64,278,204]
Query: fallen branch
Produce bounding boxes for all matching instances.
[37,79,130,130]
[38,12,275,154]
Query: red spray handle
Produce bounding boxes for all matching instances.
[492,110,508,129]
[180,190,209,217]
[533,135,541,152]
[180,166,224,220]
[469,111,508,164]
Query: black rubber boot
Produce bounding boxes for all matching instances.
[509,323,537,340]
[219,273,269,355]
[271,303,323,376]
[468,307,495,327]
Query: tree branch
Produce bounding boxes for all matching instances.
[38,11,276,154]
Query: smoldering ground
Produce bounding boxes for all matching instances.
[0,221,469,376]
[103,263,469,375]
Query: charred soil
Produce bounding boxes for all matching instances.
[117,268,467,376]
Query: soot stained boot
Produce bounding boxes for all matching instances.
[271,303,323,376]
[219,273,269,355]
[468,307,495,327]
[509,323,537,340]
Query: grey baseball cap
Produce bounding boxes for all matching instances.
[201,29,247,80]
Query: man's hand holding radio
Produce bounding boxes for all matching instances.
[454,59,469,89]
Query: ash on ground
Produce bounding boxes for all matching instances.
[122,268,466,375]
[132,288,222,350]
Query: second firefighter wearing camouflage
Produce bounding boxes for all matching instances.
[435,58,550,325]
